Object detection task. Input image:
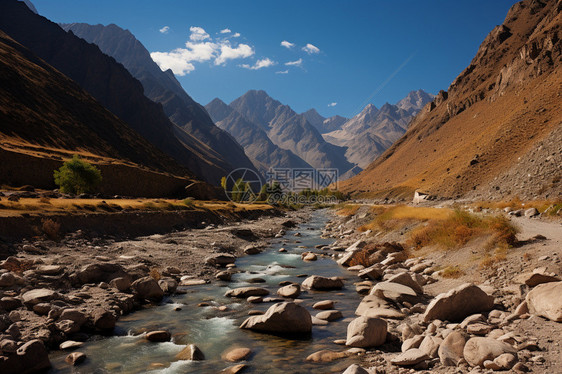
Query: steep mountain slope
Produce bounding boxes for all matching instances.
[0,30,207,197]
[60,22,256,176]
[229,90,354,174]
[323,91,434,169]
[206,99,312,174]
[0,1,233,185]
[302,109,348,134]
[340,0,562,200]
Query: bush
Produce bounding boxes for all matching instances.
[41,218,60,240]
[54,155,102,194]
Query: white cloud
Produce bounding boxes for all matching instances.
[281,40,294,49]
[302,43,320,54]
[240,58,276,70]
[285,58,302,67]
[189,26,210,41]
[151,26,262,74]
[276,70,289,74]
[150,51,195,76]
[215,43,254,65]
[159,26,170,34]
[328,102,337,107]
[232,32,241,38]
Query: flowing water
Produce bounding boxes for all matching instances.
[49,210,362,373]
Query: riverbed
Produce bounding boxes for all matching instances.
[48,209,362,373]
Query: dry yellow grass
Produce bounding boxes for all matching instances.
[0,197,273,217]
[473,198,562,217]
[335,204,360,217]
[359,205,452,232]
[441,265,464,278]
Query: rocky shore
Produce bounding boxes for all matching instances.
[312,206,562,373]
[0,207,308,373]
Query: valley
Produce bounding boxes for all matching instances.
[0,0,560,373]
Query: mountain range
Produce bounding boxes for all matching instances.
[207,90,354,176]
[340,0,561,201]
[60,23,257,184]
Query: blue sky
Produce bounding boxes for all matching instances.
[33,0,518,118]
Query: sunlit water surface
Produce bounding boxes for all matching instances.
[49,210,361,373]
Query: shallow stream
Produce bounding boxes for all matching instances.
[49,210,361,373]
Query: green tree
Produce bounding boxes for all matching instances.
[54,155,102,194]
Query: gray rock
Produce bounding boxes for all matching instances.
[240,302,312,334]
[463,337,516,367]
[316,310,343,321]
[301,275,344,290]
[355,295,405,319]
[525,281,562,321]
[423,283,494,323]
[175,344,205,360]
[205,254,236,267]
[342,363,369,374]
[391,348,429,366]
[438,331,467,366]
[225,287,270,298]
[22,289,59,307]
[346,316,387,348]
[131,277,164,301]
[277,284,301,298]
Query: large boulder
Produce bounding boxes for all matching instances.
[438,331,467,366]
[205,254,236,267]
[0,339,51,374]
[225,287,270,298]
[21,289,59,307]
[240,302,312,335]
[131,277,164,301]
[76,263,128,284]
[301,276,344,290]
[387,272,423,295]
[370,282,421,304]
[355,295,405,319]
[277,284,301,298]
[391,349,429,366]
[525,281,562,321]
[423,283,494,323]
[463,337,516,367]
[345,316,387,348]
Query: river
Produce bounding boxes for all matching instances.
[48,209,361,373]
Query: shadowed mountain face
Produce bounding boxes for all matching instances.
[322,90,434,169]
[0,29,203,193]
[340,0,562,200]
[228,90,354,175]
[0,1,239,185]
[60,22,257,179]
[206,99,312,174]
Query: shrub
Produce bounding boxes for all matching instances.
[41,218,60,240]
[54,155,102,194]
[441,265,464,278]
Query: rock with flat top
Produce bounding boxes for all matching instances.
[391,349,429,366]
[225,287,270,298]
[423,283,494,323]
[22,289,58,306]
[240,302,312,335]
[355,295,405,319]
[301,275,343,290]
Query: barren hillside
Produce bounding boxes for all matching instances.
[340,0,561,200]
